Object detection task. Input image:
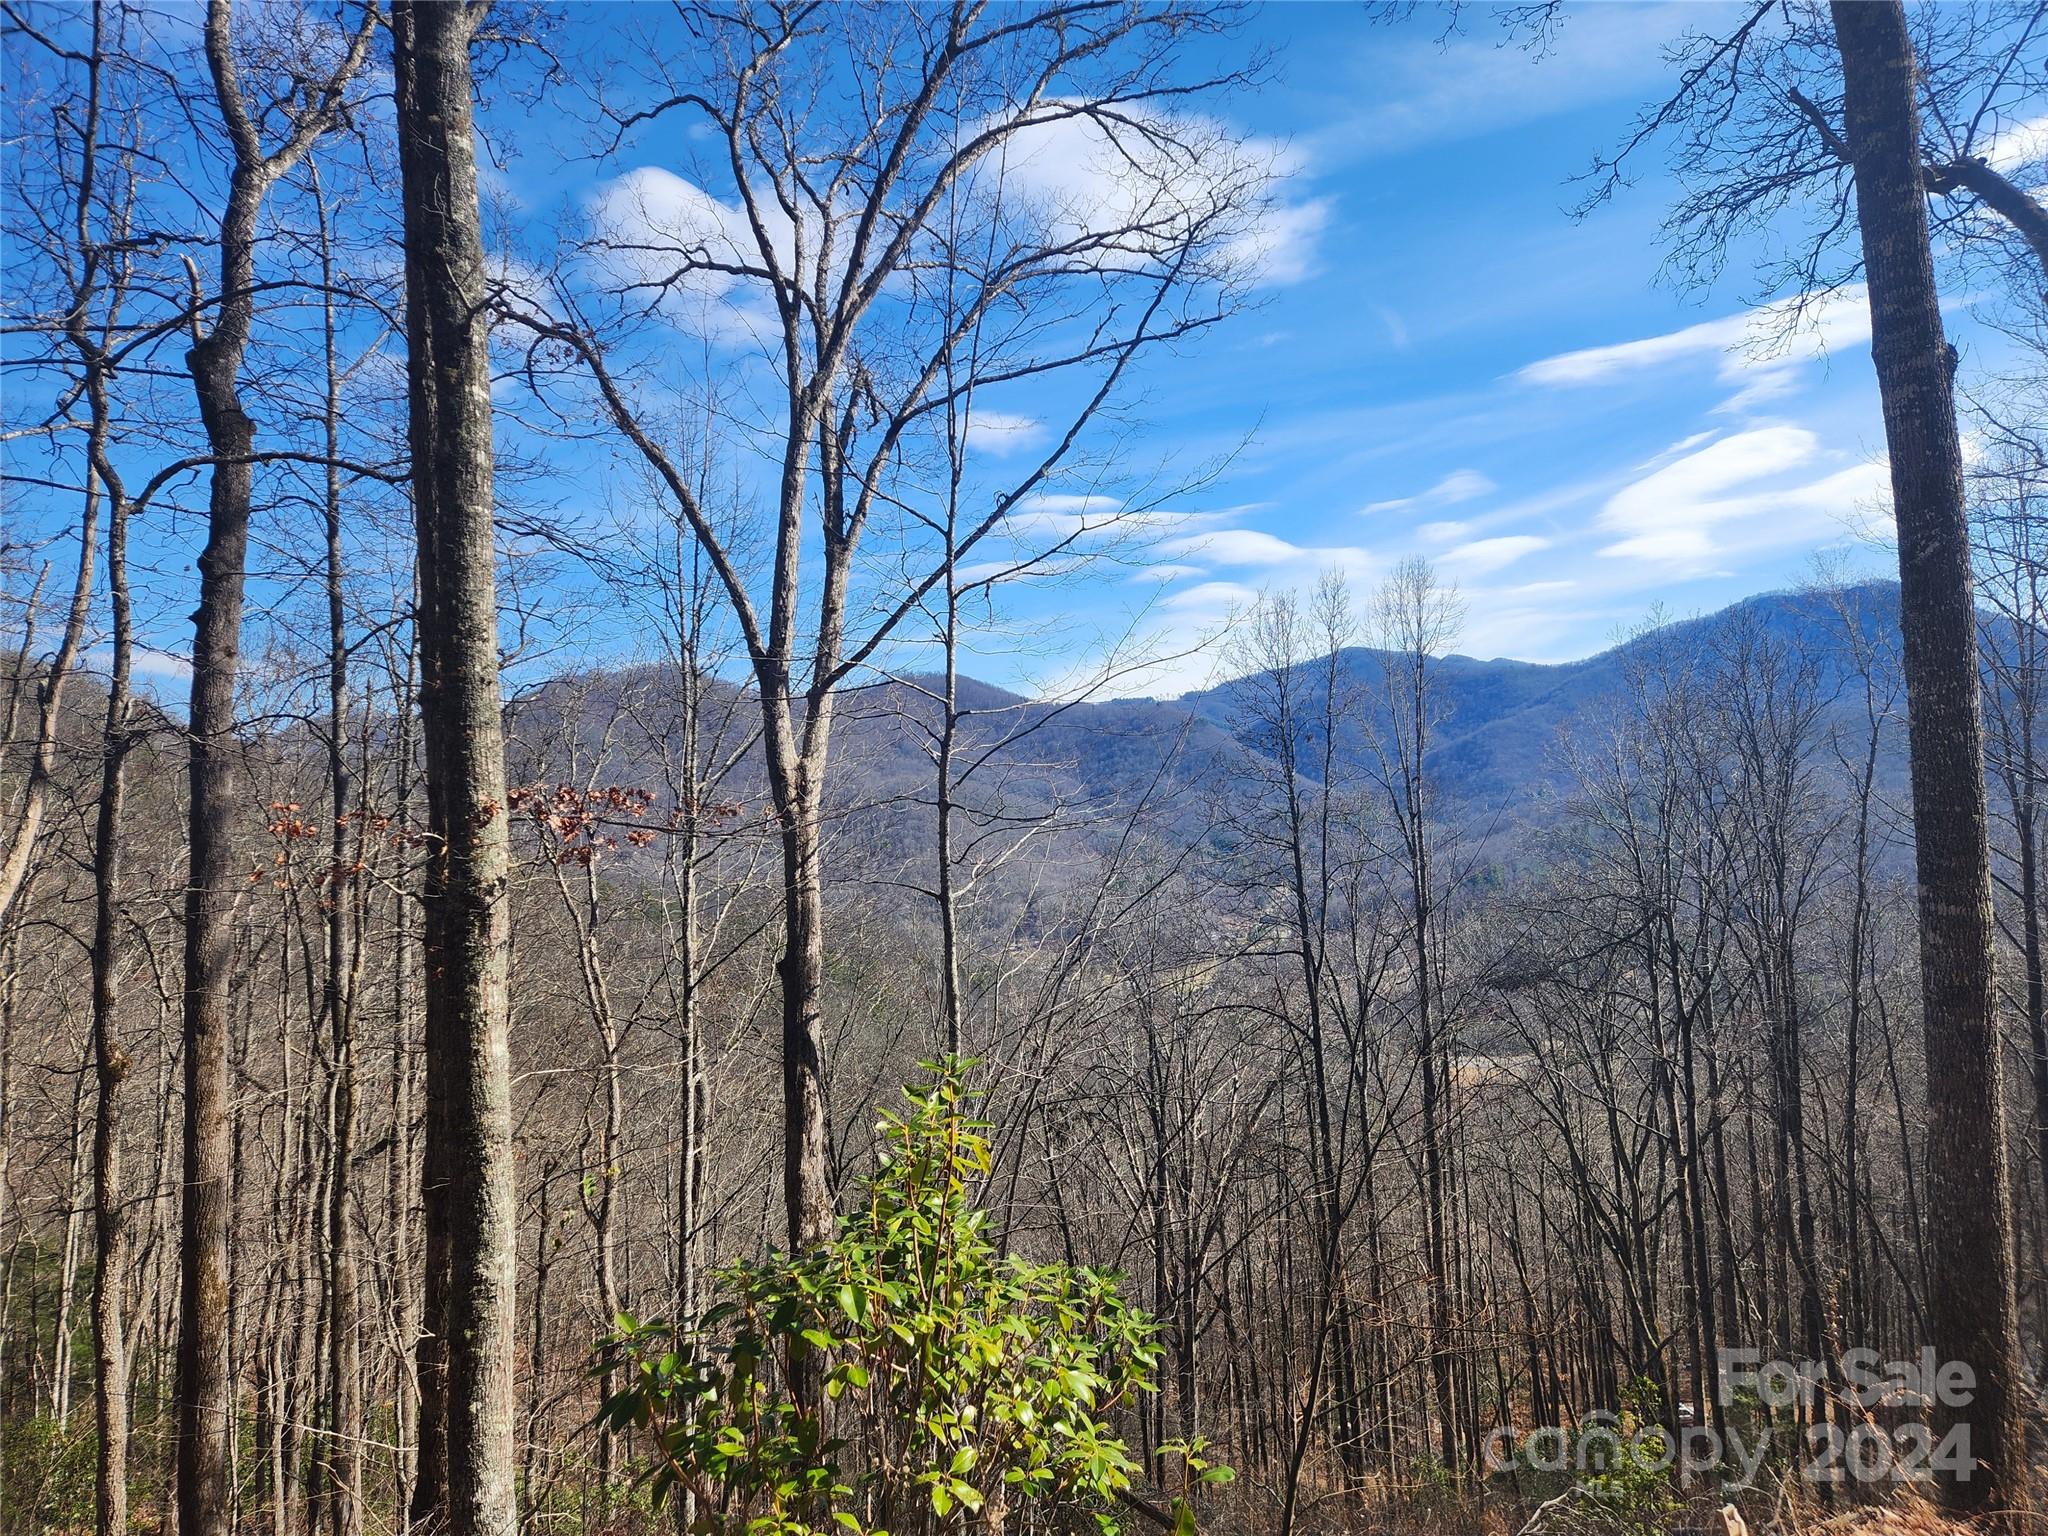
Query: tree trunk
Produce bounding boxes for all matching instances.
[89,458,133,1536]
[314,164,364,1536]
[775,770,834,1254]
[177,107,264,1536]
[1833,0,2028,1513]
[176,10,372,1530]
[395,4,518,1534]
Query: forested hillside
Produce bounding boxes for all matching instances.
[4,4,2048,1536]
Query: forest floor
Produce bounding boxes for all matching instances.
[1242,1486,1982,1536]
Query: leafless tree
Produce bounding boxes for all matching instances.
[501,0,1273,1275]
[172,7,374,1534]
[395,2,519,1534]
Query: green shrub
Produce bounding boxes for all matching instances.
[1,1414,95,1534]
[597,1062,1228,1536]
[1574,1379,1676,1532]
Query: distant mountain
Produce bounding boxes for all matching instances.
[524,580,1917,877]
[1150,579,1900,831]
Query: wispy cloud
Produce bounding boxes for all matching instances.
[1984,112,2048,174]
[1362,467,1498,516]
[1305,3,1692,162]
[1159,525,1379,586]
[965,410,1044,457]
[1002,492,1138,540]
[1595,426,1889,570]
[1515,289,1871,407]
[1440,533,1550,574]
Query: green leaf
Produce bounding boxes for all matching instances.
[594,1060,1171,1535]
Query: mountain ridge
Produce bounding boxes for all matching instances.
[512,579,1916,871]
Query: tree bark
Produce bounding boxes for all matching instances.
[177,10,270,1525]
[394,5,518,1534]
[775,782,834,1254]
[1833,0,2029,1514]
[312,162,363,1536]
[176,10,371,1531]
[89,451,133,1536]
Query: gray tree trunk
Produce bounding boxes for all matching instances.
[312,163,364,1536]
[89,456,132,1536]
[176,9,371,1531]
[394,4,518,1533]
[177,8,271,1523]
[1833,0,2028,1514]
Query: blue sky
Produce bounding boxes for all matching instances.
[477,0,2012,698]
[1024,0,1912,685]
[13,1,2039,704]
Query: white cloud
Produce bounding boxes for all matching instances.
[1236,197,1333,286]
[584,166,786,340]
[588,168,768,283]
[1604,426,1817,526]
[1116,523,1388,686]
[973,102,1329,286]
[965,410,1043,457]
[1440,534,1550,574]
[1600,526,1718,566]
[1162,580,1260,613]
[1641,431,1716,465]
[1515,288,1872,410]
[588,94,1328,346]
[1434,468,1498,503]
[1163,528,1303,566]
[1984,113,2048,175]
[1595,426,1889,570]
[1002,492,1131,539]
[1160,526,1377,583]
[999,493,1205,555]
[1363,468,1498,516]
[1520,313,1756,387]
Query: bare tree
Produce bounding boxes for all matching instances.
[0,0,132,933]
[173,8,374,1536]
[394,3,519,1533]
[1578,0,2046,311]
[502,1,1272,1275]
[0,4,148,1525]
[1370,556,1467,1472]
[1834,0,2027,1511]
